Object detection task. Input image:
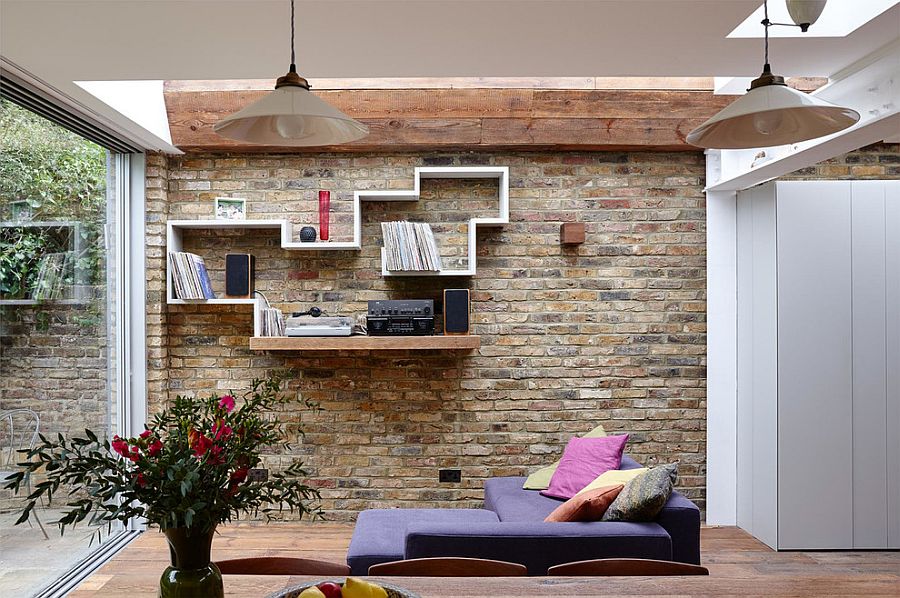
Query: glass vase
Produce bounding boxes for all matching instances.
[159,526,224,598]
[318,190,330,241]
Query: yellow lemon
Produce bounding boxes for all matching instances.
[297,587,327,598]
[342,576,388,598]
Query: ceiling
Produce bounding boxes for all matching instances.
[2,0,898,150]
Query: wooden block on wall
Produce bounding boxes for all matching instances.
[560,222,586,244]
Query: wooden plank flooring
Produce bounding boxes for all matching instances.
[68,524,900,597]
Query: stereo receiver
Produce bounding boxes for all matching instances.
[367,300,434,336]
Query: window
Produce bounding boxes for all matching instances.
[0,98,139,597]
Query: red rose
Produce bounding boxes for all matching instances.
[191,433,213,457]
[230,466,249,484]
[139,429,152,440]
[148,440,163,457]
[213,421,233,441]
[207,444,224,465]
[111,436,130,458]
[218,395,235,412]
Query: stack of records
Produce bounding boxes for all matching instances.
[381,221,442,272]
[259,306,285,337]
[168,252,215,299]
[31,252,72,301]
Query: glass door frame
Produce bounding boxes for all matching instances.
[37,151,148,598]
[116,152,147,448]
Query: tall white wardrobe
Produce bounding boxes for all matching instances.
[736,180,899,550]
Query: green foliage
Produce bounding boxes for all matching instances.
[0,99,108,301]
[0,99,107,215]
[0,227,49,298]
[4,374,322,538]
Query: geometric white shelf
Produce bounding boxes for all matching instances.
[359,166,510,277]
[166,166,511,304]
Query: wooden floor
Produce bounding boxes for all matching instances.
[68,524,900,597]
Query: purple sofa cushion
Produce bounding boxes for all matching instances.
[347,508,499,575]
[620,454,643,470]
[541,435,629,500]
[405,520,672,575]
[485,476,564,521]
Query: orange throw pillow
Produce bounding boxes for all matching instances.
[544,484,624,522]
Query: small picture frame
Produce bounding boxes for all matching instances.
[215,197,246,220]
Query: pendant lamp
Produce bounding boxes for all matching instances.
[786,0,827,32]
[686,0,858,149]
[214,0,368,146]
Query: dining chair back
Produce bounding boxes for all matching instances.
[368,557,528,577]
[214,557,350,576]
[547,558,710,576]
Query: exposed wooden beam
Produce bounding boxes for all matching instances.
[164,77,715,92]
[164,87,733,153]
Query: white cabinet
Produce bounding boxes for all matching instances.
[736,180,900,550]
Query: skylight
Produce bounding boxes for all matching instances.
[728,0,898,38]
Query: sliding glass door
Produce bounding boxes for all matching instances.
[0,98,127,598]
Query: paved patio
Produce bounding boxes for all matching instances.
[0,507,111,598]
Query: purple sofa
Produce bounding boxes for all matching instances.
[346,455,701,575]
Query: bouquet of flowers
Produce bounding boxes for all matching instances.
[4,375,321,535]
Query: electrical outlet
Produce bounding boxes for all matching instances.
[439,469,461,483]
[247,468,268,482]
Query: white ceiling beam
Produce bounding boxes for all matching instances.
[706,40,900,192]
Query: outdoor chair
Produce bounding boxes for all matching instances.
[547,558,710,576]
[368,557,528,577]
[0,408,49,539]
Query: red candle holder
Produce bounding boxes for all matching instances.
[318,190,330,241]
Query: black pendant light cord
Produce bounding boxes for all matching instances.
[289,0,296,72]
[762,0,770,69]
[761,0,813,69]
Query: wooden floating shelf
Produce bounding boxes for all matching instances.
[249,335,481,351]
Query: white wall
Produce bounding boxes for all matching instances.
[731,180,900,549]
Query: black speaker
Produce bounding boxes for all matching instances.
[225,254,255,298]
[443,289,470,335]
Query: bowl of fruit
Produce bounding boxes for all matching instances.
[267,577,421,598]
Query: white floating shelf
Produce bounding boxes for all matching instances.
[167,298,257,305]
[166,219,361,303]
[364,167,510,278]
[166,166,511,304]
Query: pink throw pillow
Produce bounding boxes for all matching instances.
[541,435,629,500]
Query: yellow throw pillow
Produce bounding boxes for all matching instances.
[574,467,648,497]
[522,424,607,490]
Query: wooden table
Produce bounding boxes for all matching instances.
[68,523,900,598]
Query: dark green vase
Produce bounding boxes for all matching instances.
[158,527,224,598]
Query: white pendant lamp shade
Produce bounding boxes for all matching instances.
[213,73,369,146]
[786,0,827,30]
[213,0,367,146]
[687,74,859,149]
[687,0,859,150]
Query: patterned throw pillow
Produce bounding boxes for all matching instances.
[601,463,678,522]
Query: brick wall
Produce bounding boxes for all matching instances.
[0,304,109,437]
[147,150,709,520]
[780,142,900,179]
